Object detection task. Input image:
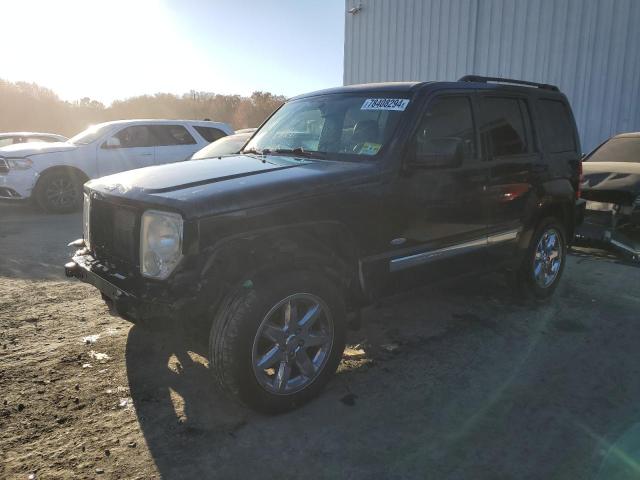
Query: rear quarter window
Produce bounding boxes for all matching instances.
[537,99,576,153]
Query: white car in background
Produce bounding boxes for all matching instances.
[191,128,257,159]
[0,119,233,212]
[0,132,68,147]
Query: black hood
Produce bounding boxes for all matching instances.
[87,154,379,218]
[581,161,640,205]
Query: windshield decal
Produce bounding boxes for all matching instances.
[361,98,409,111]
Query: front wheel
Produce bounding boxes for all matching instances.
[209,270,346,413]
[35,171,83,213]
[517,217,567,299]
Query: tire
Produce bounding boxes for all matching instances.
[209,270,346,413]
[516,217,567,300]
[35,170,83,213]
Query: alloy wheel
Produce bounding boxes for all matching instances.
[251,293,334,395]
[45,177,78,209]
[533,228,563,288]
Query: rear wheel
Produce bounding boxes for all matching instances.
[517,217,567,299]
[209,270,346,413]
[35,171,83,213]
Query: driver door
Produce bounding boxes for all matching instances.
[97,125,156,176]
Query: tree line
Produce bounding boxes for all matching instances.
[0,79,287,137]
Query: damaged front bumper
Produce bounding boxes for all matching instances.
[575,199,640,261]
[64,239,200,324]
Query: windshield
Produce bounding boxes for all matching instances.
[243,94,410,159]
[192,134,251,160]
[68,124,112,145]
[587,137,640,163]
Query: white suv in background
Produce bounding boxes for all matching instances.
[0,119,233,213]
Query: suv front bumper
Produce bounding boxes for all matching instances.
[0,168,38,200]
[65,242,199,324]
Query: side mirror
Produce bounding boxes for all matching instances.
[408,137,464,169]
[103,136,121,149]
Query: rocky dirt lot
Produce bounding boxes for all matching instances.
[2,204,640,480]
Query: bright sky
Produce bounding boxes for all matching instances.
[3,0,345,104]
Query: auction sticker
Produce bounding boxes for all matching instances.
[361,98,409,111]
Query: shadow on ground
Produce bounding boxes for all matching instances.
[124,272,511,478]
[124,263,640,479]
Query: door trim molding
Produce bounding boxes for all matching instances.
[389,228,520,272]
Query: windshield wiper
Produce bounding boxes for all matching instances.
[273,147,326,158]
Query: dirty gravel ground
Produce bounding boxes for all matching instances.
[2,203,640,480]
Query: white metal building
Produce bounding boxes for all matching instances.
[343,0,640,152]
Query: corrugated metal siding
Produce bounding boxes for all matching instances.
[344,0,640,151]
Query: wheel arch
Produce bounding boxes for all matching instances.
[197,221,363,312]
[34,165,90,193]
[530,198,574,243]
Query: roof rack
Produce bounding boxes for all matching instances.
[458,75,559,92]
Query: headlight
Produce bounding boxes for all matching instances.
[83,193,91,249]
[140,210,183,280]
[6,158,33,170]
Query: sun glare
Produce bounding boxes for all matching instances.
[3,0,206,103]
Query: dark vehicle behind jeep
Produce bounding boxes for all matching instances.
[66,76,584,413]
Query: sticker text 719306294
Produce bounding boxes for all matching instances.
[361,98,410,111]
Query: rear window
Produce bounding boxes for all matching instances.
[537,99,576,153]
[194,126,227,143]
[150,125,197,146]
[586,137,640,163]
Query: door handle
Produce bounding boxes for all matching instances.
[139,153,153,156]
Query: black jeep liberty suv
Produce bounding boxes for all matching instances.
[66,76,585,413]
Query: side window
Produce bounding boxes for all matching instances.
[112,126,155,148]
[150,125,197,146]
[194,126,226,143]
[480,97,530,157]
[537,99,576,153]
[0,138,14,147]
[411,96,476,164]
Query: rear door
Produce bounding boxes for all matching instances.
[151,125,199,165]
[479,94,538,260]
[97,125,156,176]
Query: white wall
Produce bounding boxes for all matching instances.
[344,0,640,152]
